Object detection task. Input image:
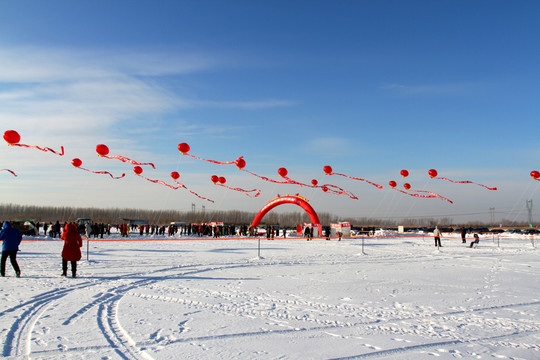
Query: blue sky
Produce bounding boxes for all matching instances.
[1,1,539,224]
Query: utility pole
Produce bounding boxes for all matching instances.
[526,200,533,227]
[490,207,495,225]
[191,203,195,212]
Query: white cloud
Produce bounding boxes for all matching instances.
[303,137,357,157]
[188,99,296,109]
[0,45,295,141]
[380,82,486,95]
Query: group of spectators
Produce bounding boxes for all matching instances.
[12,220,293,240]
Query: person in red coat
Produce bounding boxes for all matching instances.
[61,223,82,278]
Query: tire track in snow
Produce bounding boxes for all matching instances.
[4,257,539,359]
[8,262,260,358]
[1,280,98,357]
[1,266,183,358]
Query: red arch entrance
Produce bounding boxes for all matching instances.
[250,195,321,228]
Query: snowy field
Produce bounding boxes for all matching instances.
[1,232,539,360]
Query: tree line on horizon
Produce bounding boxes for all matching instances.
[0,203,531,228]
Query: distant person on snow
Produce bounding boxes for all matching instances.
[460,227,467,244]
[469,234,480,248]
[61,223,83,278]
[433,226,443,247]
[85,222,92,239]
[0,221,22,278]
[304,226,311,241]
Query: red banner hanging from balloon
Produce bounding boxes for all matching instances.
[428,169,497,190]
[211,175,261,197]
[96,144,155,169]
[178,142,239,165]
[170,171,215,203]
[71,158,125,179]
[133,166,182,189]
[323,165,383,189]
[388,180,453,203]
[4,130,64,156]
[0,169,17,176]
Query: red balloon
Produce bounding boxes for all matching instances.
[133,166,143,175]
[322,185,328,192]
[278,167,288,178]
[311,179,318,186]
[218,176,226,184]
[404,183,411,190]
[171,171,180,180]
[71,158,82,168]
[389,180,397,188]
[531,170,540,180]
[323,165,333,175]
[235,157,246,169]
[96,144,110,156]
[428,169,438,178]
[211,175,219,183]
[177,142,190,154]
[3,130,21,144]
[400,169,409,178]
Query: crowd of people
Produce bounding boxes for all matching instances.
[12,220,278,240]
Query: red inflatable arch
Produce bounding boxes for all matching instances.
[250,195,321,228]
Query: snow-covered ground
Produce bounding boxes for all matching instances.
[1,231,539,359]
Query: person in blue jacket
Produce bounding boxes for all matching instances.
[1,221,22,277]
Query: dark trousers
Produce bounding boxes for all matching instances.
[1,250,20,276]
[434,236,441,247]
[62,259,77,276]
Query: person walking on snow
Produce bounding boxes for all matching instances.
[0,221,22,277]
[61,223,82,278]
[433,226,443,247]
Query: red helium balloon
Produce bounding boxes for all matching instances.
[3,130,21,144]
[428,169,438,178]
[211,175,219,183]
[171,171,180,180]
[400,169,409,178]
[71,158,82,168]
[389,180,397,188]
[323,165,332,175]
[311,179,318,186]
[133,166,143,175]
[96,144,110,156]
[218,176,226,184]
[531,170,540,180]
[235,157,246,169]
[278,167,288,178]
[177,142,190,154]
[322,185,328,192]
[404,183,411,190]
